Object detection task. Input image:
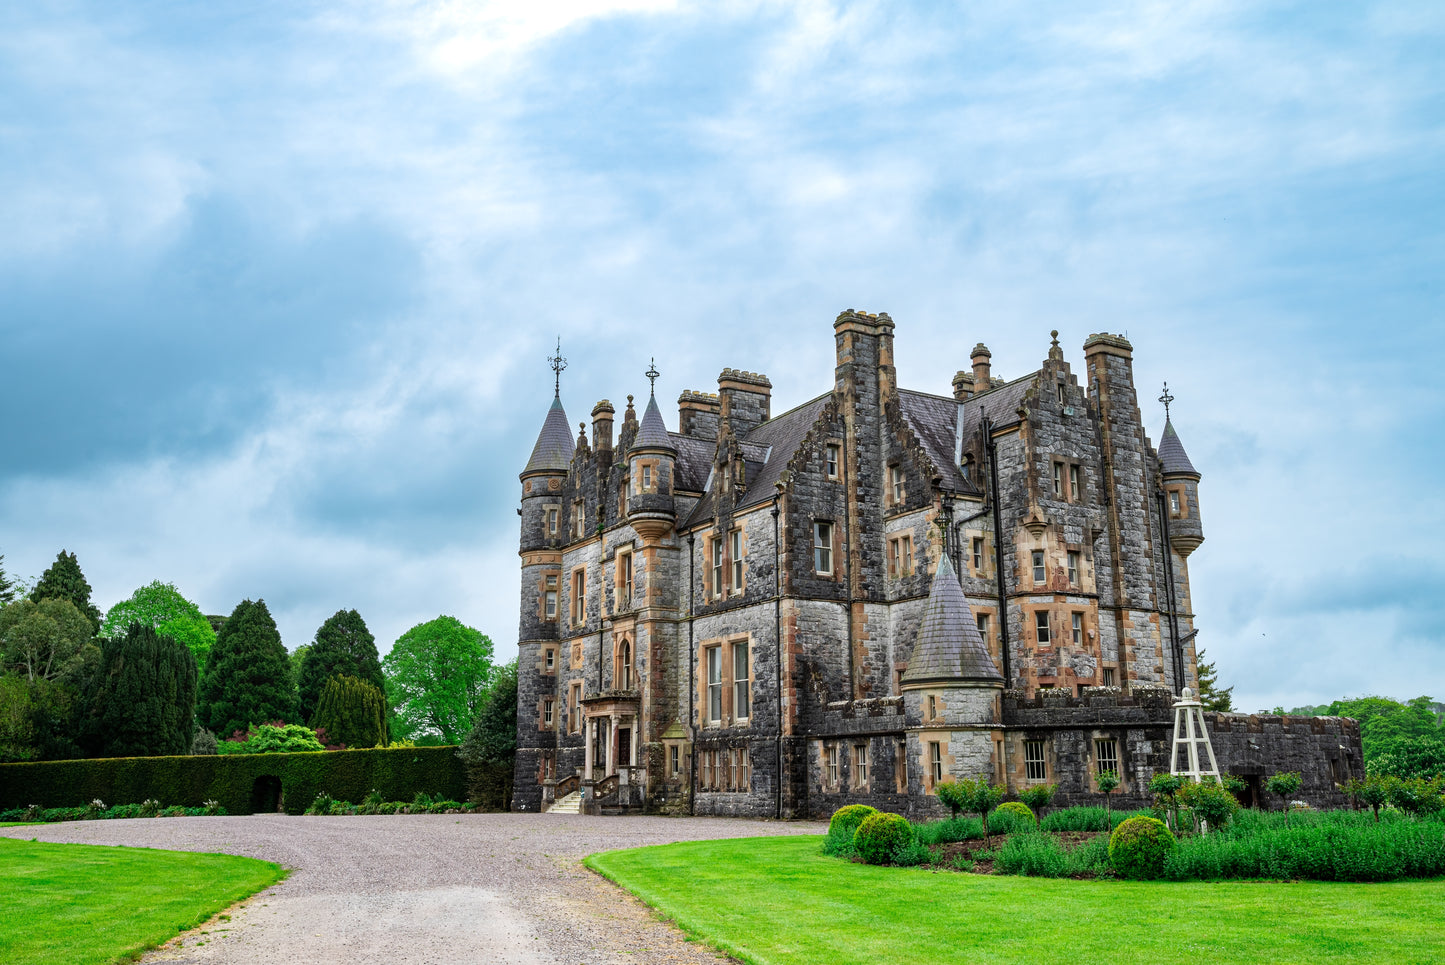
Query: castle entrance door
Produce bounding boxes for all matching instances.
[617,728,632,767]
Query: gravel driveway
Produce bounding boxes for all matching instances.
[1,813,824,964]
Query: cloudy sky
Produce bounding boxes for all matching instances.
[1,1,1440,712]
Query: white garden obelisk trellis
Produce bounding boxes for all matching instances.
[1169,687,1221,781]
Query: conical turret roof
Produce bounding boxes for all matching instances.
[633,393,676,452]
[902,552,1002,685]
[1158,419,1199,477]
[523,395,575,474]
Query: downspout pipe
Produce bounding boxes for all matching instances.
[1156,490,1184,694]
[772,492,783,820]
[687,531,697,816]
[983,415,1013,687]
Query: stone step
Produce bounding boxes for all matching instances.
[547,791,582,814]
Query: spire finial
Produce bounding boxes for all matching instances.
[1159,381,1174,420]
[645,357,660,397]
[1051,329,1060,347]
[548,336,567,398]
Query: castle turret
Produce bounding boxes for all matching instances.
[901,553,1003,789]
[1159,417,1203,558]
[627,371,677,544]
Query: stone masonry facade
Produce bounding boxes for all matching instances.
[513,312,1362,818]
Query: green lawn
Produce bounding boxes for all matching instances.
[586,835,1445,965]
[0,838,284,965]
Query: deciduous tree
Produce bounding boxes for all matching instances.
[102,581,216,671]
[198,599,297,738]
[0,597,98,684]
[383,616,493,744]
[297,609,383,724]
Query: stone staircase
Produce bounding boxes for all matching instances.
[547,791,582,815]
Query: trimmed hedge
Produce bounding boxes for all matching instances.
[0,746,465,815]
[1109,815,1177,879]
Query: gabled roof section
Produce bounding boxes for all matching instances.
[958,372,1038,443]
[735,392,833,512]
[901,552,1002,685]
[898,389,979,495]
[633,394,676,452]
[522,396,575,475]
[670,435,714,492]
[1158,419,1199,477]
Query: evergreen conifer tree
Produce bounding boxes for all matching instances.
[197,599,297,738]
[296,609,383,723]
[30,550,102,635]
[0,554,17,606]
[86,624,197,757]
[311,675,388,749]
[1196,648,1234,712]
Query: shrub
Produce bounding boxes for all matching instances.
[934,779,967,818]
[828,804,878,839]
[955,776,1007,842]
[1018,784,1056,818]
[305,792,334,816]
[891,839,935,867]
[914,815,983,846]
[357,788,385,815]
[191,729,218,755]
[1265,771,1303,821]
[854,812,916,865]
[1109,815,1177,879]
[1184,779,1240,832]
[989,801,1036,834]
[995,832,1070,876]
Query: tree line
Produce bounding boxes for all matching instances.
[0,549,515,764]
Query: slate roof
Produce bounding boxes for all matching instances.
[897,389,977,494]
[633,394,676,451]
[670,435,715,492]
[958,372,1038,442]
[522,396,575,475]
[735,393,832,512]
[901,552,1002,685]
[1158,419,1199,477]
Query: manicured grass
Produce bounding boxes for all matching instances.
[586,835,1445,965]
[0,838,284,965]
[0,822,35,827]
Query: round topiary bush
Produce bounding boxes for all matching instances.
[854,811,916,865]
[828,803,879,840]
[1109,815,1177,879]
[992,801,1036,826]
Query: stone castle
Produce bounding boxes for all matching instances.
[513,312,1360,817]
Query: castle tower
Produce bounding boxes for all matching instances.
[627,377,678,548]
[1158,416,1204,558]
[901,553,1004,789]
[514,369,574,810]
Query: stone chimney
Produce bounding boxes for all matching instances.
[591,400,614,452]
[677,391,721,440]
[718,369,772,436]
[971,343,992,391]
[952,370,975,400]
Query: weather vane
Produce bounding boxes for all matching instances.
[548,336,567,397]
[645,357,660,396]
[1159,381,1174,420]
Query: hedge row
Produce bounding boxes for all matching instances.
[0,746,466,815]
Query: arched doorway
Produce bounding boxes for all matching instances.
[250,775,282,814]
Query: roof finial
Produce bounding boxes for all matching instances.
[645,357,660,397]
[548,336,567,398]
[1159,381,1174,421]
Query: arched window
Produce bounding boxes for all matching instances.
[617,638,633,690]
